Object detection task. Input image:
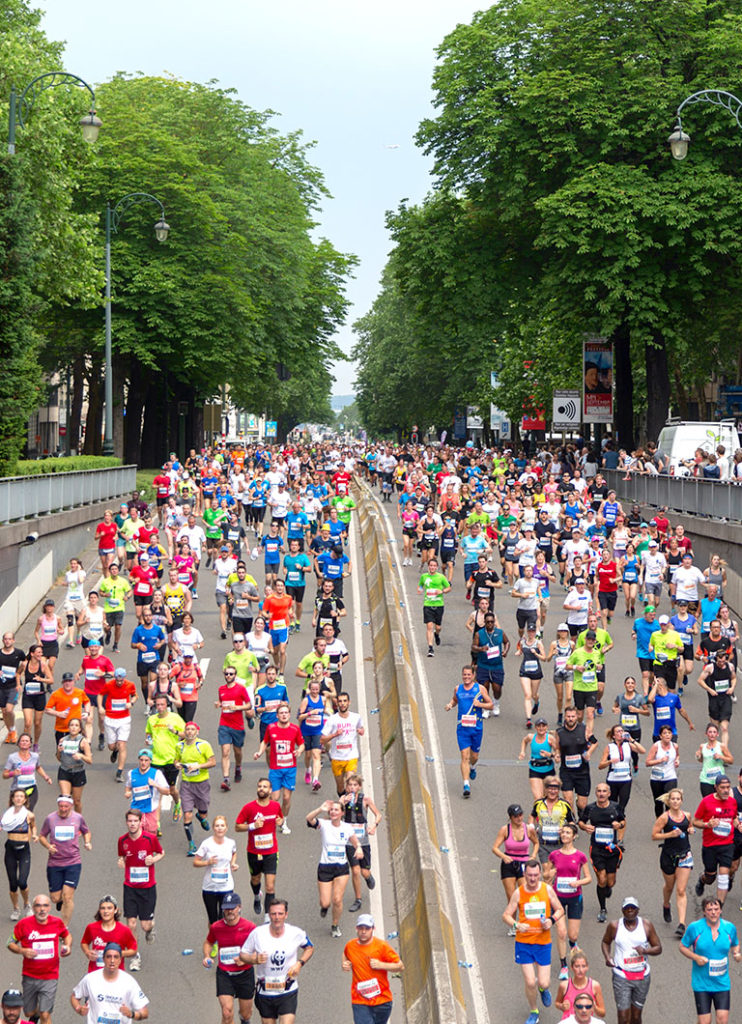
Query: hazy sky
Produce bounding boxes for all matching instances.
[36,0,485,396]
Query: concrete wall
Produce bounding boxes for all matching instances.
[357,481,467,1024]
[0,500,115,637]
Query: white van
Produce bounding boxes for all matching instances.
[656,419,741,476]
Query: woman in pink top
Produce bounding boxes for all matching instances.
[555,948,606,1020]
[492,803,539,934]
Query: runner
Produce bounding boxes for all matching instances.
[4,732,52,810]
[578,782,625,923]
[417,557,451,658]
[297,677,325,790]
[38,795,92,926]
[144,694,185,820]
[175,721,215,854]
[9,893,71,1024]
[340,773,380,914]
[518,719,559,801]
[645,726,680,817]
[202,892,256,1024]
[546,824,591,979]
[262,580,295,675]
[598,725,644,823]
[471,610,509,718]
[124,750,169,838]
[546,625,574,727]
[74,639,113,750]
[95,509,118,578]
[99,563,132,655]
[227,564,260,638]
[216,665,253,793]
[117,809,164,969]
[502,859,564,1024]
[235,778,284,918]
[600,898,662,1024]
[80,895,137,971]
[34,601,64,682]
[76,592,107,653]
[493,806,540,936]
[342,914,403,1024]
[0,633,24,745]
[517,625,547,729]
[55,719,91,813]
[322,692,365,798]
[557,707,598,814]
[555,949,606,1020]
[697,650,736,748]
[650,787,694,937]
[696,724,734,798]
[130,607,167,705]
[254,703,304,834]
[306,799,364,938]
[566,632,603,738]
[680,896,740,1024]
[0,788,37,920]
[70,942,149,1022]
[693,775,740,907]
[237,899,313,1022]
[193,814,238,921]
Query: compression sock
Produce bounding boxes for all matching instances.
[597,885,607,910]
[184,822,193,842]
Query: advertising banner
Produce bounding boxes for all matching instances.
[583,337,613,423]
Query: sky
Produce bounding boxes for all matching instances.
[36,0,486,397]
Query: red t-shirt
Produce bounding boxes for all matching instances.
[651,515,669,537]
[80,920,137,971]
[265,722,303,770]
[262,594,293,630]
[117,831,163,887]
[332,471,351,495]
[13,914,70,979]
[695,794,739,847]
[172,663,202,702]
[101,679,136,719]
[81,655,114,697]
[130,565,158,597]
[677,536,693,554]
[206,918,255,972]
[152,475,171,498]
[218,683,250,729]
[96,521,118,551]
[137,525,159,548]
[236,799,283,855]
[597,561,618,594]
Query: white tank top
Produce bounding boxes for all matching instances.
[650,743,677,781]
[613,916,649,978]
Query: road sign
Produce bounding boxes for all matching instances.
[552,389,581,429]
[500,419,511,440]
[265,420,277,438]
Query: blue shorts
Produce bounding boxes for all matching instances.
[514,941,551,966]
[270,627,289,646]
[217,725,245,748]
[476,666,504,687]
[269,767,297,792]
[456,725,483,753]
[47,862,82,892]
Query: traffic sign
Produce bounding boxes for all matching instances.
[265,421,277,438]
[552,389,581,429]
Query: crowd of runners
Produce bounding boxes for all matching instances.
[0,443,402,1024]
[366,439,741,1024]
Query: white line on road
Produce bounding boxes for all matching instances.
[375,498,490,1024]
[351,525,386,934]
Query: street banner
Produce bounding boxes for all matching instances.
[583,337,613,423]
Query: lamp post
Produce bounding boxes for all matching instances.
[103,193,170,456]
[668,89,742,160]
[8,71,101,155]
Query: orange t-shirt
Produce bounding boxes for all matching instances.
[517,881,553,945]
[343,936,399,1005]
[262,594,293,630]
[45,687,90,732]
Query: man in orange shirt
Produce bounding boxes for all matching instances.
[342,914,403,1024]
[261,579,294,674]
[44,673,91,743]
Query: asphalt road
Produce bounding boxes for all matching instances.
[0,521,403,1023]
[369,490,742,1024]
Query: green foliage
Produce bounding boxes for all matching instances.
[13,456,121,476]
[136,468,159,501]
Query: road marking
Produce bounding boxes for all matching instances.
[351,525,385,933]
[374,497,490,1023]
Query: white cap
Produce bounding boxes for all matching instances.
[557,623,569,632]
[659,615,670,625]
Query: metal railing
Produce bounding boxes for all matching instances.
[0,465,137,524]
[603,469,742,521]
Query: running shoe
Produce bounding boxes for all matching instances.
[675,923,686,938]
[112,643,120,654]
[10,909,19,921]
[22,904,31,917]
[463,783,471,799]
[556,713,562,727]
[187,840,197,857]
[312,780,321,792]
[304,771,311,785]
[116,769,123,783]
[191,590,198,600]
[31,743,38,753]
[525,1013,539,1024]
[526,719,532,729]
[331,925,342,938]
[434,632,441,646]
[221,779,231,792]
[254,891,262,914]
[320,906,329,918]
[110,750,117,764]
[695,876,705,897]
[558,965,568,982]
[427,646,434,658]
[4,731,16,745]
[220,632,227,640]
[365,874,376,890]
[492,700,501,717]
[280,821,291,835]
[469,767,477,781]
[663,905,672,923]
[145,926,156,943]
[200,817,210,831]
[65,642,75,649]
[234,768,242,783]
[539,987,552,1007]
[172,801,182,822]
[531,700,540,716]
[597,908,607,923]
[349,898,362,912]
[129,954,142,972]
[596,702,603,716]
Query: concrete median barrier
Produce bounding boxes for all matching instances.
[356,480,467,1024]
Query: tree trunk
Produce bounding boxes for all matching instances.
[645,333,670,443]
[124,363,146,466]
[82,369,103,455]
[612,321,634,449]
[69,354,85,455]
[140,374,167,468]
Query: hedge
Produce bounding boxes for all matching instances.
[12,456,123,477]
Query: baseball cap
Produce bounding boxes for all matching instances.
[137,748,152,759]
[1,990,24,1007]
[507,804,524,817]
[658,615,669,625]
[534,717,548,726]
[648,540,658,547]
[62,672,74,681]
[715,775,731,786]
[356,914,374,928]
[114,667,127,679]
[221,893,241,909]
[221,545,229,552]
[557,623,569,632]
[139,553,149,560]
[645,605,655,613]
[585,629,596,639]
[622,896,639,909]
[88,638,101,646]
[103,942,123,956]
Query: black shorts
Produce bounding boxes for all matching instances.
[421,539,439,554]
[123,883,157,921]
[154,763,179,787]
[567,623,583,638]
[57,768,87,786]
[41,641,59,659]
[440,548,457,564]
[573,690,597,710]
[303,734,322,750]
[694,991,730,1015]
[500,860,525,880]
[660,849,692,876]
[134,594,153,607]
[248,852,278,876]
[22,693,46,711]
[317,862,349,881]
[708,693,733,723]
[638,657,654,674]
[254,989,298,1020]
[702,844,734,874]
[285,586,305,603]
[156,496,169,507]
[106,611,124,627]
[216,967,255,1000]
[232,616,253,636]
[0,683,17,707]
[559,769,591,798]
[562,895,584,920]
[590,846,622,874]
[598,592,617,611]
[346,844,371,870]
[423,606,444,626]
[516,609,538,629]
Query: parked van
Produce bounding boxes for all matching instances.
[656,419,741,475]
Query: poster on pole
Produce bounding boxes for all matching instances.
[552,389,581,430]
[583,337,613,423]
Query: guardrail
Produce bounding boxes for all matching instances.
[356,479,467,1024]
[0,465,137,524]
[603,468,742,520]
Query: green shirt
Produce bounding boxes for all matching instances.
[203,507,228,540]
[176,737,214,783]
[119,518,140,553]
[145,711,186,764]
[98,576,131,613]
[419,572,449,607]
[466,512,490,529]
[331,495,357,525]
[496,514,517,533]
[297,651,330,678]
[649,628,684,665]
[576,627,612,653]
[223,650,259,684]
[566,647,604,692]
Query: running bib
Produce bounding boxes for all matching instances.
[524,660,538,673]
[210,869,229,885]
[594,827,615,844]
[443,539,454,549]
[715,679,730,693]
[17,774,34,788]
[611,762,631,779]
[460,714,478,728]
[353,825,366,839]
[305,713,321,727]
[276,752,294,767]
[541,824,560,844]
[264,977,286,992]
[219,945,240,966]
[1,667,15,681]
[581,670,596,684]
[111,699,127,712]
[254,832,272,850]
[32,940,54,960]
[132,785,150,801]
[25,682,41,695]
[655,707,671,720]
[326,843,345,862]
[678,852,694,869]
[709,957,728,978]
[621,714,638,728]
[565,754,583,769]
[357,978,382,1000]
[650,766,668,781]
[54,825,75,842]
[425,589,437,599]
[486,646,500,659]
[273,620,286,630]
[523,901,546,919]
[555,657,568,671]
[129,866,149,884]
[135,583,150,595]
[141,652,156,664]
[556,876,579,894]
[712,819,732,837]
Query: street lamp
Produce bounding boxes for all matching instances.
[669,88,742,160]
[103,193,170,456]
[8,71,101,155]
